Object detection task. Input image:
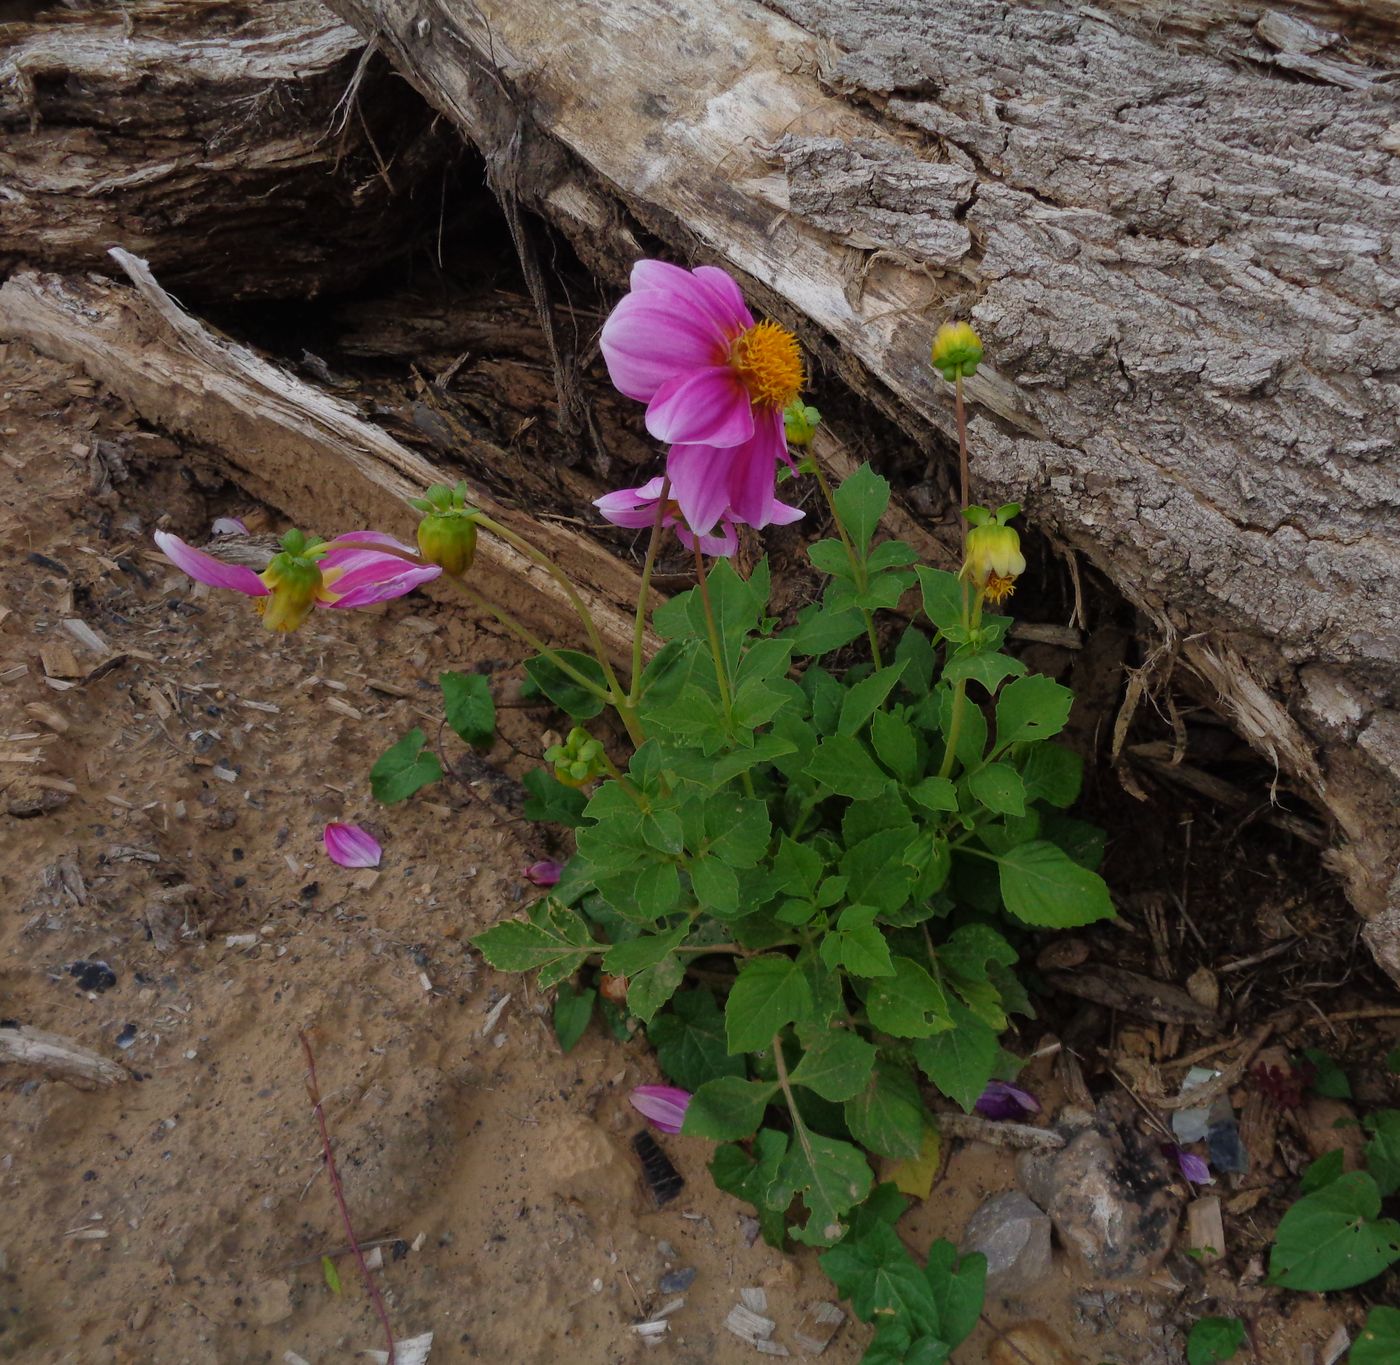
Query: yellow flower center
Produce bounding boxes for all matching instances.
[729,320,804,410]
[983,573,1017,606]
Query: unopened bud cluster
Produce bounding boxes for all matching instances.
[412,481,479,576]
[545,726,609,787]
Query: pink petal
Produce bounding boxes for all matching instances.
[525,860,563,886]
[154,532,268,596]
[630,259,753,335]
[594,486,663,530]
[646,367,753,447]
[728,453,780,530]
[322,530,418,557]
[326,562,441,609]
[768,495,806,527]
[601,296,729,401]
[676,520,739,557]
[210,516,248,536]
[629,1084,692,1134]
[690,265,755,334]
[323,823,382,868]
[667,443,738,536]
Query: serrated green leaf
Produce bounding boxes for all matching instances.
[471,898,595,988]
[804,733,891,800]
[692,858,740,917]
[553,981,595,1053]
[790,1031,879,1101]
[833,464,890,554]
[1021,743,1083,808]
[523,650,608,719]
[865,957,953,1038]
[995,840,1115,927]
[649,989,745,1091]
[844,1063,927,1158]
[942,651,1026,696]
[909,775,959,813]
[915,566,967,635]
[370,728,443,804]
[842,829,918,916]
[994,674,1074,748]
[868,540,918,572]
[819,905,896,978]
[626,953,686,1023]
[711,1129,789,1248]
[938,923,1017,982]
[1364,1109,1400,1196]
[593,861,682,923]
[923,1240,985,1350]
[772,1129,874,1245]
[726,955,815,1053]
[819,1219,938,1330]
[809,538,856,579]
[704,795,771,867]
[682,1076,780,1140]
[1353,1307,1400,1365]
[1186,1317,1246,1365]
[839,661,908,735]
[1267,1172,1400,1290]
[913,1000,1001,1112]
[603,925,686,977]
[968,762,1026,816]
[870,709,921,784]
[440,670,495,745]
[785,602,866,655]
[522,767,588,826]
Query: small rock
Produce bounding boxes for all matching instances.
[962,1191,1053,1294]
[245,1278,293,1326]
[988,1321,1077,1365]
[1185,967,1220,1011]
[1018,1100,1181,1278]
[1299,1096,1367,1170]
[1036,938,1090,971]
[659,1266,696,1294]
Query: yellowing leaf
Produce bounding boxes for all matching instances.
[886,1123,943,1200]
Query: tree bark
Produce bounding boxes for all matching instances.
[0,0,457,301]
[322,0,1400,979]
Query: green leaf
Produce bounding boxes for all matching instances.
[772,1129,874,1245]
[603,925,686,977]
[870,709,921,784]
[804,733,891,800]
[1353,1307,1400,1365]
[1267,1172,1400,1290]
[938,923,1017,983]
[1042,813,1106,869]
[923,1240,985,1350]
[942,651,1026,696]
[909,775,959,813]
[1388,1048,1400,1075]
[649,989,745,1091]
[864,1321,949,1365]
[833,463,890,554]
[726,956,815,1053]
[844,1063,927,1158]
[786,602,866,655]
[968,762,1026,816]
[522,768,588,827]
[1364,1109,1400,1197]
[842,830,917,916]
[1186,1317,1246,1365]
[682,1076,780,1140]
[895,626,936,695]
[523,650,608,719]
[865,958,953,1039]
[820,905,896,978]
[809,538,856,579]
[868,540,918,572]
[370,728,443,804]
[626,953,686,1023]
[995,840,1115,927]
[1021,743,1083,808]
[472,898,595,989]
[790,1031,879,1102]
[593,862,681,923]
[994,675,1074,749]
[913,1000,1001,1113]
[704,795,772,867]
[1300,1148,1345,1194]
[687,557,769,676]
[322,1254,342,1295]
[692,858,740,917]
[553,981,595,1053]
[851,568,917,612]
[712,1130,789,1247]
[819,1219,938,1331]
[440,670,495,745]
[1302,1047,1352,1099]
[839,661,908,735]
[915,566,967,635]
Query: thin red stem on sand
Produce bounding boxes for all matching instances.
[300,1031,396,1365]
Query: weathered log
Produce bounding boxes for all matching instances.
[0,1023,128,1089]
[0,0,457,300]
[0,252,654,664]
[322,0,1400,981]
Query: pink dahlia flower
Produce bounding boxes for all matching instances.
[600,260,804,534]
[155,529,440,633]
[629,1084,692,1134]
[323,823,382,868]
[594,476,802,558]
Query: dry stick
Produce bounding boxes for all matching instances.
[300,1032,396,1365]
[629,475,671,706]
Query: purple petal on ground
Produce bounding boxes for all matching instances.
[974,1080,1041,1120]
[323,823,382,868]
[629,1084,692,1135]
[154,531,268,596]
[525,860,563,887]
[1165,1143,1214,1185]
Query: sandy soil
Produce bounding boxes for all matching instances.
[0,338,1385,1365]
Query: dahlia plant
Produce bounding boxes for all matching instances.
[156,260,1114,1361]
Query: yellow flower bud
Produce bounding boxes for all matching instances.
[931,321,983,383]
[961,522,1026,606]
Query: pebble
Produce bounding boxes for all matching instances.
[659,1266,696,1294]
[962,1191,1053,1294]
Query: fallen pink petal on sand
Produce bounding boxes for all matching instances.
[323,823,382,868]
[629,1084,692,1134]
[974,1080,1041,1121]
[524,859,563,886]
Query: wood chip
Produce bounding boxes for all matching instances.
[724,1304,777,1344]
[1187,1196,1225,1263]
[61,618,109,653]
[1044,965,1220,1031]
[0,1023,128,1088]
[325,696,362,720]
[937,1113,1065,1151]
[793,1301,846,1355]
[24,701,70,733]
[40,642,82,679]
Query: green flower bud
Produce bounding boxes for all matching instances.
[930,321,983,383]
[544,726,609,788]
[783,401,822,448]
[411,481,480,576]
[258,550,324,632]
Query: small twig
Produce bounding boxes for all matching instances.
[937,1113,1064,1151]
[300,1032,396,1365]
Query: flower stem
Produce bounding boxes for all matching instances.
[772,1031,818,1173]
[936,592,984,780]
[954,374,971,545]
[809,452,882,668]
[628,476,670,706]
[693,540,734,719]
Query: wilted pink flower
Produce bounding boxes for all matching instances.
[211,516,249,536]
[974,1080,1041,1120]
[600,261,803,534]
[629,1084,692,1134]
[1164,1144,1213,1185]
[525,859,563,887]
[155,529,440,633]
[323,823,382,868]
[595,476,802,557]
